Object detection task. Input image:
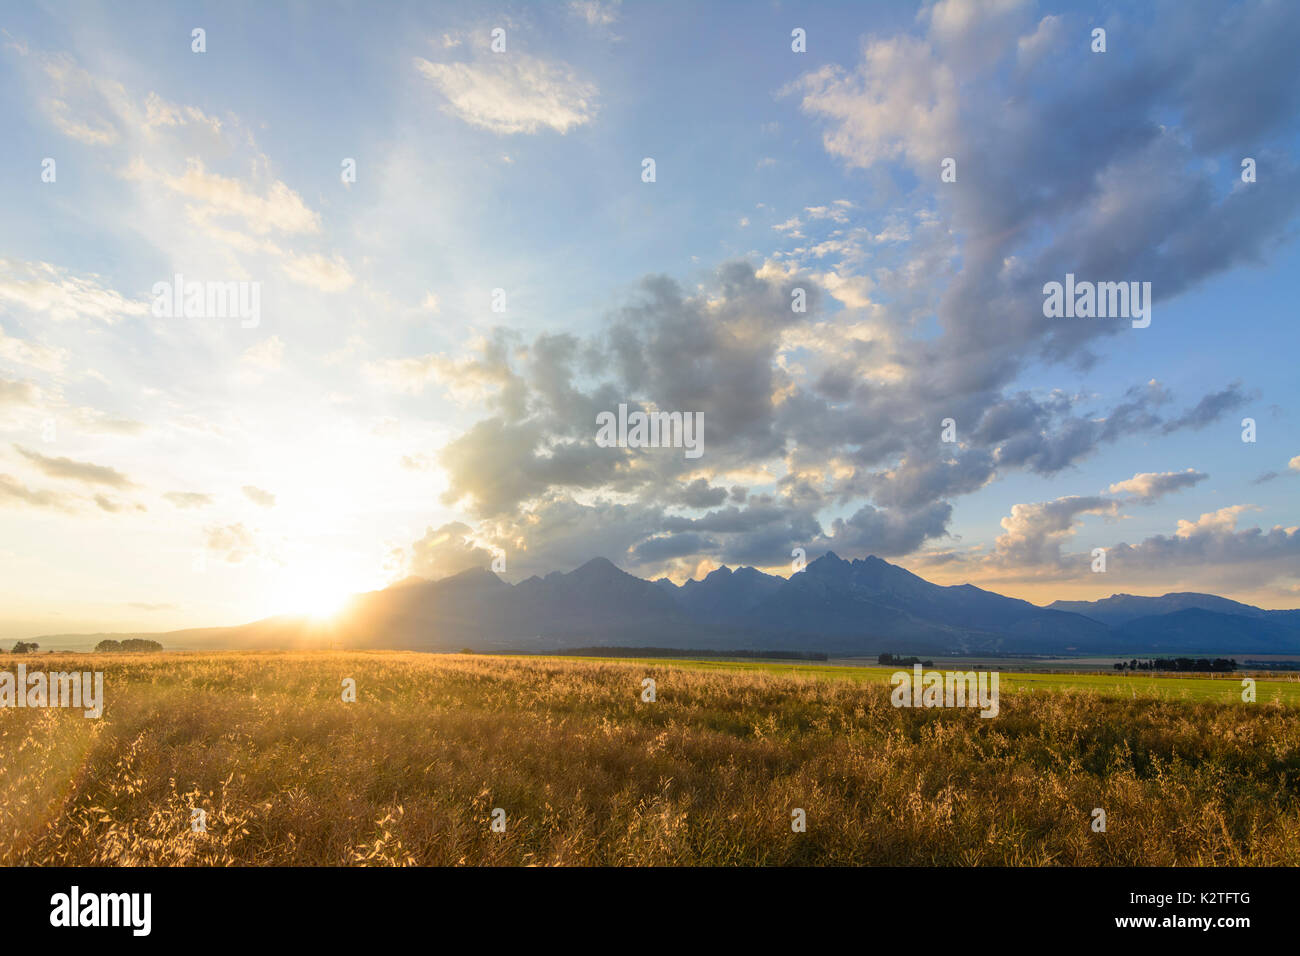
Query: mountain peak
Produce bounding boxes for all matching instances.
[434,567,505,591]
[571,557,633,581]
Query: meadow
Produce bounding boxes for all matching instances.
[563,656,1300,704]
[1,651,1297,866]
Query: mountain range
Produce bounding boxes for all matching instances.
[34,552,1300,656]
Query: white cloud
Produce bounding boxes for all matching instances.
[569,1,620,27]
[787,36,959,170]
[1175,505,1257,539]
[0,326,67,371]
[0,259,147,323]
[1017,14,1063,67]
[281,253,355,292]
[131,158,320,236]
[1107,468,1207,503]
[414,52,598,134]
[36,52,131,145]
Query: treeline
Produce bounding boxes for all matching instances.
[3,639,165,653]
[878,653,935,667]
[94,639,164,653]
[1114,657,1237,672]
[556,647,829,661]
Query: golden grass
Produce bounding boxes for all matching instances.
[2,651,1297,866]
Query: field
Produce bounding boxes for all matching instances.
[560,656,1300,704]
[2,651,1298,866]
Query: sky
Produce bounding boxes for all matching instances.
[0,0,1297,640]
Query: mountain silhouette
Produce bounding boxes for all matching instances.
[33,553,1300,655]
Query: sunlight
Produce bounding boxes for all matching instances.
[274,564,357,620]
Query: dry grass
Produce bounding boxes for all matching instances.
[2,651,1297,866]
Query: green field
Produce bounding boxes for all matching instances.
[553,656,1300,705]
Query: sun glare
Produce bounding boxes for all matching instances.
[275,565,358,620]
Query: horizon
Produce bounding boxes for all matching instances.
[2,0,1298,642]
[22,549,1299,644]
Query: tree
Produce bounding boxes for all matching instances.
[11,641,38,654]
[95,638,162,653]
[121,638,162,652]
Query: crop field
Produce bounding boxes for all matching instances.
[2,651,1298,866]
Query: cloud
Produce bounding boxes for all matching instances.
[0,474,71,510]
[281,253,355,292]
[242,485,276,508]
[569,1,619,27]
[1107,468,1208,503]
[1016,13,1063,68]
[1161,384,1249,433]
[1105,507,1300,584]
[141,91,223,136]
[992,495,1121,568]
[0,326,67,372]
[821,501,953,557]
[921,495,1299,601]
[34,52,131,145]
[405,522,497,579]
[164,491,213,510]
[401,237,1262,582]
[0,259,147,323]
[14,445,134,488]
[204,523,258,564]
[0,378,38,409]
[785,0,1300,381]
[414,52,598,134]
[135,158,320,235]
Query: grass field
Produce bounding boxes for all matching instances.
[2,651,1298,866]
[557,656,1300,704]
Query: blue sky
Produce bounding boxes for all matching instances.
[1,0,1297,638]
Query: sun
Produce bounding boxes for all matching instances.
[275,565,358,620]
